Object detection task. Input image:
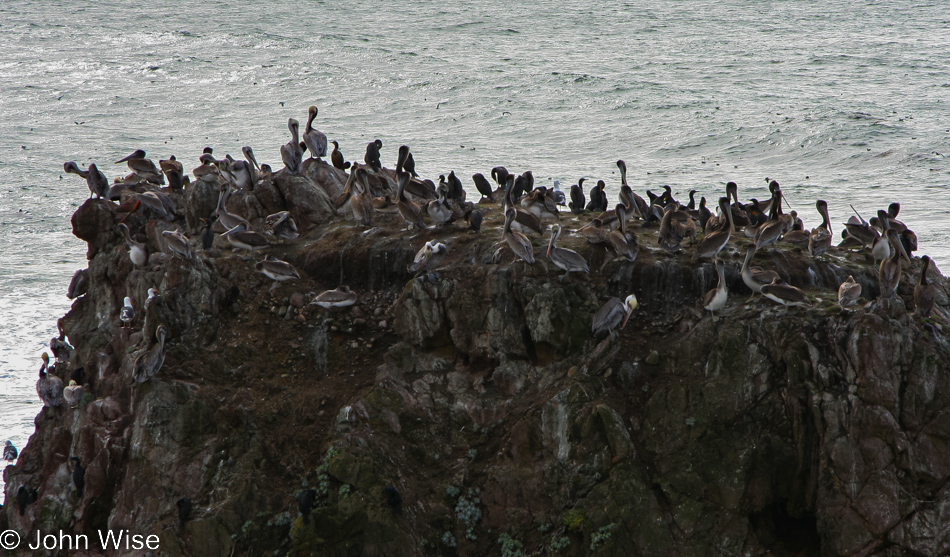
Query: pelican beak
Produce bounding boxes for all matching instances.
[546,245,552,258]
[621,306,634,329]
[117,200,141,225]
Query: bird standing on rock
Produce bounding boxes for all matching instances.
[36,353,63,408]
[915,255,937,317]
[120,297,135,328]
[592,295,638,338]
[838,276,862,308]
[3,440,17,461]
[256,255,301,289]
[64,380,83,407]
[364,139,383,172]
[703,259,728,319]
[311,286,358,308]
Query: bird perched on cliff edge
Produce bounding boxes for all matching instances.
[120,297,134,328]
[592,294,638,338]
[838,276,862,309]
[3,440,17,461]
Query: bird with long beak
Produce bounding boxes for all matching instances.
[547,224,589,281]
[693,197,734,261]
[133,325,166,383]
[264,211,299,241]
[311,286,358,308]
[808,200,833,258]
[878,229,910,299]
[36,353,64,408]
[118,223,147,267]
[222,223,270,253]
[608,204,638,262]
[838,276,862,308]
[159,156,185,192]
[280,118,304,174]
[115,149,164,185]
[503,208,535,266]
[740,246,781,300]
[64,161,109,199]
[64,380,83,407]
[915,255,937,317]
[162,230,193,260]
[409,241,448,277]
[761,278,810,307]
[703,259,728,319]
[303,105,328,159]
[256,255,300,290]
[591,294,638,338]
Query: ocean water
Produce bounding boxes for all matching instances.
[1,0,948,494]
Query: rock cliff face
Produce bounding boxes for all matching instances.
[3,166,950,557]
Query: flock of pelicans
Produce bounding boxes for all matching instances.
[10,106,942,521]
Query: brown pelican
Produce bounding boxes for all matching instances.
[36,353,64,408]
[159,156,185,192]
[870,209,893,264]
[311,286,357,308]
[280,118,304,174]
[64,161,109,199]
[703,259,728,319]
[608,204,638,262]
[228,147,259,190]
[503,181,543,236]
[569,178,586,214]
[915,255,937,317]
[808,200,833,258]
[472,173,495,202]
[521,188,559,220]
[264,211,299,240]
[120,296,135,328]
[617,160,649,217]
[658,204,694,253]
[753,188,785,250]
[740,246,781,299]
[193,154,223,185]
[351,168,375,228]
[67,268,88,299]
[131,191,176,221]
[256,255,300,289]
[133,325,166,383]
[331,141,350,170]
[396,172,427,231]
[547,224,589,281]
[838,276,862,308]
[408,241,448,276]
[879,229,910,299]
[844,206,880,248]
[3,440,16,461]
[162,230,193,260]
[693,197,733,261]
[216,188,251,230]
[303,105,328,159]
[580,218,610,244]
[761,278,809,307]
[50,318,72,363]
[222,223,270,253]
[115,149,164,185]
[425,184,453,228]
[503,208,535,265]
[118,224,147,267]
[591,294,638,338]
[64,380,83,407]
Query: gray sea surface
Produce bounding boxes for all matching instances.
[1,1,948,494]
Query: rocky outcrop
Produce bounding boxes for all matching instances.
[3,183,950,557]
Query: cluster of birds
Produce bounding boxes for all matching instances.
[35,105,938,527]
